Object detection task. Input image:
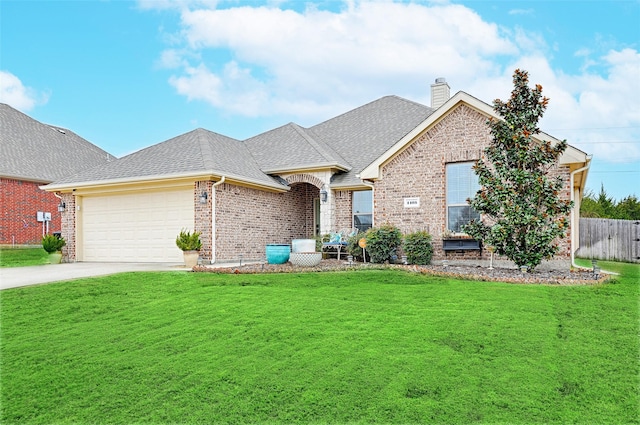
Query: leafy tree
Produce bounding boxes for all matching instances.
[464,69,573,271]
[615,195,640,220]
[579,190,602,218]
[580,185,640,220]
[595,184,616,218]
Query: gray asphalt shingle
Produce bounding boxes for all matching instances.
[0,103,113,182]
[50,128,281,187]
[5,95,434,189]
[309,96,434,186]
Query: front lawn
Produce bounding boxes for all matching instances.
[1,264,638,424]
[0,247,48,267]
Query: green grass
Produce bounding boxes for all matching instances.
[1,264,638,424]
[0,247,49,267]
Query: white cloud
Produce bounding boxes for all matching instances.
[468,49,640,163]
[150,1,640,163]
[0,71,49,111]
[159,1,518,120]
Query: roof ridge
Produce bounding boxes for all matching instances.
[194,128,216,169]
[289,123,350,168]
[309,95,426,130]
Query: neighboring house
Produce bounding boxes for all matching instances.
[0,103,114,246]
[43,80,591,266]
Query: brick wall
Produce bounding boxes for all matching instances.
[334,190,353,231]
[375,104,573,261]
[195,180,213,262]
[213,182,318,262]
[60,192,76,262]
[0,178,63,245]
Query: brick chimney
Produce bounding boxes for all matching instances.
[430,77,450,109]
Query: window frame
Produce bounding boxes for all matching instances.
[445,162,480,234]
[352,190,373,232]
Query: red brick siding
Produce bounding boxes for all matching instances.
[376,104,572,261]
[60,193,76,261]
[195,180,213,261]
[213,182,318,261]
[334,190,354,231]
[0,178,63,245]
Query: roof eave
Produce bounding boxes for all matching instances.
[263,163,351,175]
[41,170,290,193]
[1,173,52,184]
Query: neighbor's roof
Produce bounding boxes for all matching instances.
[0,103,113,182]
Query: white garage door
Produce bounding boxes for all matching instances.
[82,189,194,262]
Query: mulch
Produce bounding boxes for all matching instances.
[193,259,610,285]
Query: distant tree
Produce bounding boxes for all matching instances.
[464,69,572,271]
[595,184,616,218]
[579,190,602,218]
[579,185,640,220]
[614,195,640,220]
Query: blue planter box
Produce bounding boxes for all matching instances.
[266,244,291,264]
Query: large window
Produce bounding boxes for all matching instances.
[353,190,373,232]
[446,162,480,233]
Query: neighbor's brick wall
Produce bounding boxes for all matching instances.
[213,182,317,262]
[376,104,573,261]
[0,178,63,245]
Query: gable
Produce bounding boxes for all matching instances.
[360,92,589,181]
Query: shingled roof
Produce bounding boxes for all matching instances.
[0,103,114,182]
[308,95,434,186]
[40,95,435,190]
[50,128,286,189]
[244,122,351,173]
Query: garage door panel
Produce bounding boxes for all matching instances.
[82,189,194,262]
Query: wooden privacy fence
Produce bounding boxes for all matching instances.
[577,218,640,263]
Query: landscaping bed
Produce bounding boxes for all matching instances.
[194,259,608,285]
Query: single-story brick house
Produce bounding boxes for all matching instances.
[43,80,590,266]
[0,103,114,245]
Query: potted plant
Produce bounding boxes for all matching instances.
[176,229,202,268]
[42,234,66,264]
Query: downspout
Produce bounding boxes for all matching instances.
[570,159,591,269]
[211,176,226,264]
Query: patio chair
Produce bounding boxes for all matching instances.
[322,229,357,260]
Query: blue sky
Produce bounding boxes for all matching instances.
[1,0,639,201]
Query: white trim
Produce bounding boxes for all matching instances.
[41,170,288,193]
[359,91,589,180]
[570,159,592,269]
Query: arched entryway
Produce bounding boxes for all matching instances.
[283,173,326,237]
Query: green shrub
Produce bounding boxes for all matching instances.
[346,231,370,262]
[403,231,434,265]
[365,224,402,264]
[42,234,66,254]
[175,229,202,251]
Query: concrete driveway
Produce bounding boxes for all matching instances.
[0,262,187,290]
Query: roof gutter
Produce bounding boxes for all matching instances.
[570,157,592,269]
